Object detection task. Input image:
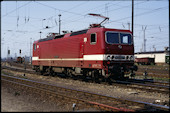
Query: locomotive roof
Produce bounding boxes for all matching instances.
[34,27,131,43]
[70,29,88,36]
[36,29,89,43]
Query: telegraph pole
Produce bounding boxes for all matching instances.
[30,38,32,57]
[58,14,61,35]
[132,0,134,35]
[30,38,32,64]
[39,31,42,39]
[143,26,147,52]
[7,47,10,62]
[127,22,130,30]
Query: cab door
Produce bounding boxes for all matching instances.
[36,44,41,65]
[85,33,98,55]
[79,37,87,67]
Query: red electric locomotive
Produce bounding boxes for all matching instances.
[32,14,137,81]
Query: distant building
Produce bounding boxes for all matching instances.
[135,49,169,64]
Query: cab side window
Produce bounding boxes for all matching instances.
[90,33,96,44]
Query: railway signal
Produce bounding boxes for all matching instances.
[8,50,10,55]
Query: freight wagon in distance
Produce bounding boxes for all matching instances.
[135,49,170,65]
[135,57,155,65]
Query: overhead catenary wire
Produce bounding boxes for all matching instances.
[107,6,168,24]
[61,1,167,28]
[61,1,122,22]
[2,1,32,18]
[32,1,122,27]
[3,1,167,34]
[35,1,84,17]
[3,1,168,30]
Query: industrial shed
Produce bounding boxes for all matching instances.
[135,50,169,64]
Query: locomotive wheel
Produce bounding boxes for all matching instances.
[46,68,51,75]
[39,70,44,75]
[66,69,71,77]
[106,76,112,85]
[91,71,96,83]
[82,69,88,82]
[47,67,55,76]
[100,76,112,85]
[66,69,75,79]
[92,70,100,83]
[35,68,39,72]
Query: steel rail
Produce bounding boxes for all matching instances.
[135,72,169,78]
[1,75,134,112]
[1,74,169,111]
[113,80,169,94]
[2,65,169,93]
[127,79,169,86]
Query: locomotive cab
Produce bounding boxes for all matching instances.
[102,29,137,79]
[79,27,137,79]
[104,31,134,62]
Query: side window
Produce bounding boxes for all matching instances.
[34,44,36,51]
[90,33,96,44]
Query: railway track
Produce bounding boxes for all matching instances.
[125,78,169,86]
[2,61,169,79]
[1,74,169,112]
[2,65,169,94]
[135,72,169,79]
[111,80,169,94]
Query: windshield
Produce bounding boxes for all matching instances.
[106,32,132,44]
[106,32,119,44]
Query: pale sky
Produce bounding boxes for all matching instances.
[1,0,169,58]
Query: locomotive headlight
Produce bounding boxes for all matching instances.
[111,55,115,60]
[130,55,134,60]
[126,56,129,60]
[107,55,111,60]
